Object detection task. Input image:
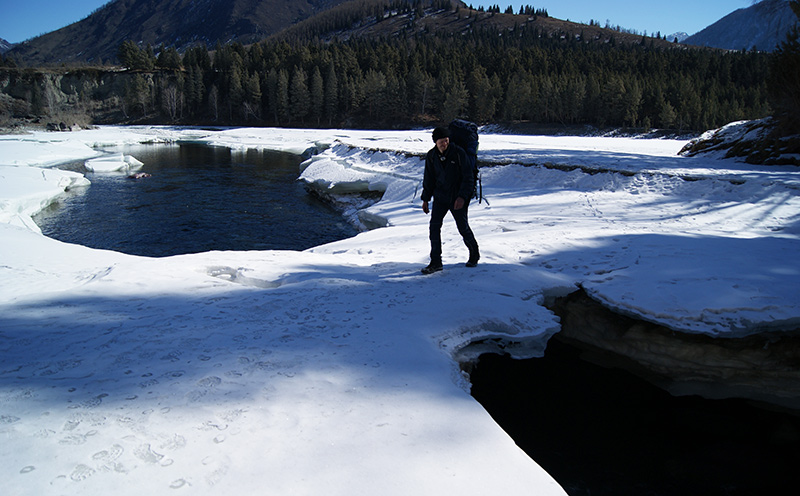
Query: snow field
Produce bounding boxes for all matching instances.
[1,125,799,495]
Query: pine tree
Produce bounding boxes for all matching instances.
[408,64,434,117]
[156,46,182,70]
[290,66,310,124]
[244,72,262,121]
[264,69,278,124]
[142,45,156,71]
[126,74,150,116]
[324,63,339,126]
[117,41,139,69]
[440,78,469,123]
[311,66,324,125]
[363,69,387,119]
[502,71,532,121]
[277,69,291,124]
[767,0,800,132]
[467,66,495,123]
[659,99,677,129]
[228,65,244,120]
[622,79,643,127]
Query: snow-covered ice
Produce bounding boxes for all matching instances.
[84,153,143,173]
[1,125,799,495]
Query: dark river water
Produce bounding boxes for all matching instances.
[34,144,357,257]
[470,338,800,496]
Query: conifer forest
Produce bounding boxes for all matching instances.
[0,2,782,133]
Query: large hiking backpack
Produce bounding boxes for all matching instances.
[448,119,483,203]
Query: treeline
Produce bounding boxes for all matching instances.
[108,26,768,131]
[1,5,773,132]
[475,4,548,16]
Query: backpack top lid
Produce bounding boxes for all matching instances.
[448,119,479,156]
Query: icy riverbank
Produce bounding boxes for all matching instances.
[1,125,799,495]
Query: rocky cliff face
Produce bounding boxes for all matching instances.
[1,69,126,102]
[0,67,158,128]
[549,288,800,411]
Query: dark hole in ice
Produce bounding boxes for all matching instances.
[469,337,800,495]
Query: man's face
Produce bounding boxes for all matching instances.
[435,137,449,154]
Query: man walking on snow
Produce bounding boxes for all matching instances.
[420,126,480,274]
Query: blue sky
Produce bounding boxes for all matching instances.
[1,0,755,44]
[468,1,755,37]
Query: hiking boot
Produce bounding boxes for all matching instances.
[421,261,443,275]
[466,241,480,267]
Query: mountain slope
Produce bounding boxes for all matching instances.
[684,0,796,51]
[273,1,677,49]
[0,38,13,55]
[9,0,688,67]
[6,0,349,65]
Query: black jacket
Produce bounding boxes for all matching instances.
[421,143,474,206]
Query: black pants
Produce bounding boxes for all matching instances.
[429,199,477,263]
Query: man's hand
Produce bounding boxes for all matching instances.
[453,197,465,210]
[422,200,429,214]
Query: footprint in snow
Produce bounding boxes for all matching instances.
[133,443,164,464]
[69,464,95,482]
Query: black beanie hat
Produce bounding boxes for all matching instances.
[432,126,450,142]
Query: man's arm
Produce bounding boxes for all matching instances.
[421,150,434,213]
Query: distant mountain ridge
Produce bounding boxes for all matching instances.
[7,0,787,66]
[666,32,689,43]
[0,38,13,54]
[7,0,699,66]
[684,0,796,51]
[6,0,350,65]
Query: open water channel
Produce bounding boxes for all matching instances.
[34,143,800,495]
[34,144,357,257]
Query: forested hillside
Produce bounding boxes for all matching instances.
[3,0,352,66]
[0,1,771,132]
